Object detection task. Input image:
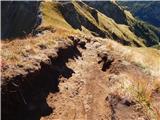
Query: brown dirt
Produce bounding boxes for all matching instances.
[39,41,149,120]
[2,36,159,120]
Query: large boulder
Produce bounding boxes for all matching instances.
[1,1,42,39]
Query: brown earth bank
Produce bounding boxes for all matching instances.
[1,34,160,120]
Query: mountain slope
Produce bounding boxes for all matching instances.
[84,1,160,46]
[40,1,160,47]
[118,1,160,28]
[1,1,160,120]
[1,1,41,39]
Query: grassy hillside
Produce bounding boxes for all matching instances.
[85,1,160,47]
[40,1,147,47]
[40,1,160,47]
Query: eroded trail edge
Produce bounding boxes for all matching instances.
[2,36,153,120]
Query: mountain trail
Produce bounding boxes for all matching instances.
[40,40,148,120]
[2,37,151,120]
[40,41,111,120]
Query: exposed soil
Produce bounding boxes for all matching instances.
[2,37,157,120]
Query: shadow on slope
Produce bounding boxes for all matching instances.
[58,2,106,38]
[2,43,82,120]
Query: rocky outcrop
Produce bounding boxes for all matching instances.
[1,1,42,39]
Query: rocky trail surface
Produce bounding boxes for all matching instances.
[40,41,111,120]
[2,37,155,120]
[38,40,148,120]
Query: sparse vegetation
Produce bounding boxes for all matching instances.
[120,76,160,120]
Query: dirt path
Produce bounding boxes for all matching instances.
[40,42,112,120]
[38,39,151,120]
[2,38,153,120]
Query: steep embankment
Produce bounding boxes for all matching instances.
[1,33,86,120]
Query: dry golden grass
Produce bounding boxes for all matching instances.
[119,74,160,119]
[135,79,160,120]
[1,27,79,67]
[104,39,160,119]
[131,79,152,106]
[105,39,160,77]
[153,79,160,93]
[40,2,72,30]
[40,1,146,47]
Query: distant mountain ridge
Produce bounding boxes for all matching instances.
[84,1,160,46]
[118,1,160,28]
